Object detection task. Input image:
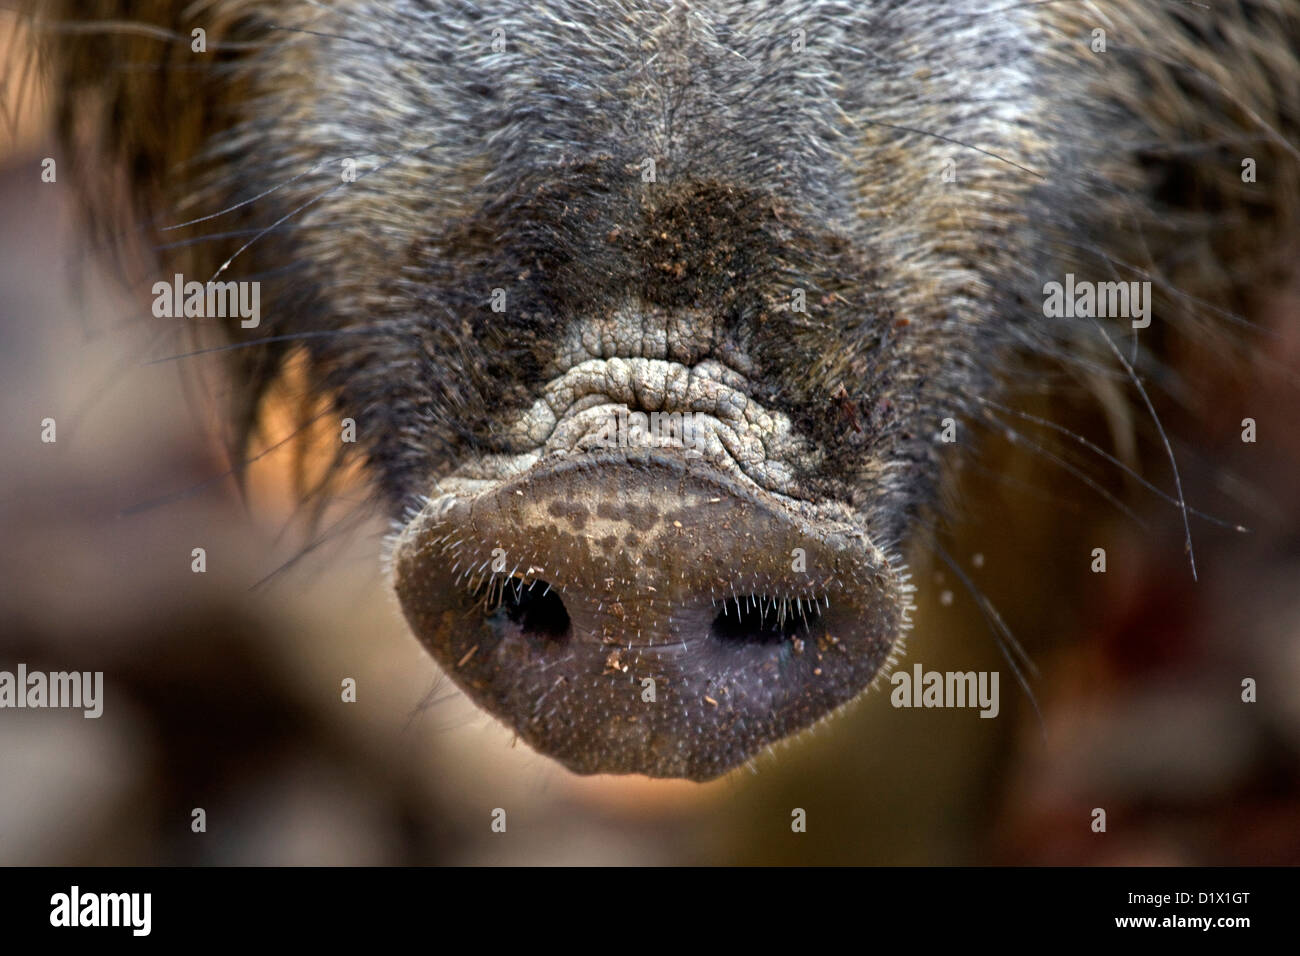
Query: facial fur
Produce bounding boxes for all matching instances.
[29,0,1300,778]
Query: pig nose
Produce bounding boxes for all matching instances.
[392,450,906,781]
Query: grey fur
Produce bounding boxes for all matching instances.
[27,0,1300,776]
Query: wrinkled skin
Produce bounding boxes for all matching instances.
[32,0,1300,778]
[382,171,919,779]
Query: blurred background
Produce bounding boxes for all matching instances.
[2,14,1299,865]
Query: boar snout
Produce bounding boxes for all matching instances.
[393,448,908,780]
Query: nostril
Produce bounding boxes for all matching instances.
[709,596,826,647]
[393,454,905,779]
[485,578,572,642]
